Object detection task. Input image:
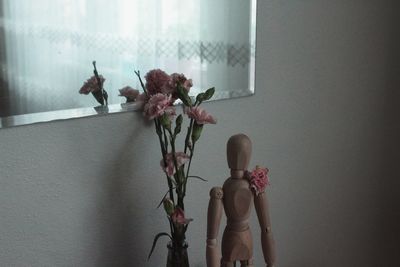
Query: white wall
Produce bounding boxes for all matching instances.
[0,1,398,266]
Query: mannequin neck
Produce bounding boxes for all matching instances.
[230,169,244,179]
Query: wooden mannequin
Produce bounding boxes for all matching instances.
[206,134,276,267]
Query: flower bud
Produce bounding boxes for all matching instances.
[203,87,215,101]
[174,114,183,136]
[196,93,205,103]
[163,198,175,216]
[176,114,183,126]
[160,113,171,129]
[191,122,203,143]
[177,85,192,106]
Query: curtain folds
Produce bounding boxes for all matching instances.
[0,0,253,116]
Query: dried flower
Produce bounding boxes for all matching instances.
[161,152,190,177]
[171,207,193,225]
[246,166,270,195]
[143,93,176,120]
[185,106,217,125]
[79,75,105,95]
[119,86,139,102]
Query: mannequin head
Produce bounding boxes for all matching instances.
[226,134,252,171]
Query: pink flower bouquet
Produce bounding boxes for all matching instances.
[128,69,216,261]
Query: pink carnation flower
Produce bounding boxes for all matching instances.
[185,106,217,125]
[119,86,139,102]
[161,152,190,177]
[143,93,176,120]
[79,75,105,94]
[246,166,270,195]
[136,92,149,102]
[170,207,193,225]
[134,92,149,109]
[145,69,171,96]
[169,73,193,92]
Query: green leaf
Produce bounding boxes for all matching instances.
[188,175,208,182]
[203,87,215,101]
[148,232,172,260]
[156,188,175,209]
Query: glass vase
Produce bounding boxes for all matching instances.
[166,240,190,267]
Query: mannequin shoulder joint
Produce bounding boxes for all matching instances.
[210,187,223,199]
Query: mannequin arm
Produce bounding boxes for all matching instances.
[206,187,223,267]
[254,192,276,267]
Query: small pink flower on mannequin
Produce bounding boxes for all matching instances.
[245,165,270,195]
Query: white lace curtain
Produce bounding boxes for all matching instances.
[0,0,252,116]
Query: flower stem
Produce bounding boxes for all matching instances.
[181,117,196,203]
[183,142,195,197]
[166,128,180,178]
[167,128,184,209]
[134,70,148,95]
[184,118,194,154]
[162,127,169,153]
[92,61,107,106]
[155,119,174,203]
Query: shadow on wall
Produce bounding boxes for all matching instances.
[94,124,149,266]
[381,32,400,266]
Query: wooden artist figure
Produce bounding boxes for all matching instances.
[206,134,276,267]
